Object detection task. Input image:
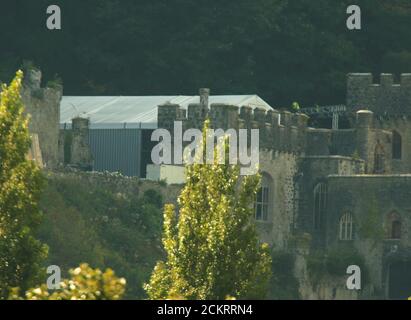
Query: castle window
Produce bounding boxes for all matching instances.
[255,174,272,222]
[392,131,402,160]
[374,144,385,174]
[339,212,354,241]
[313,183,327,229]
[392,221,402,239]
[387,211,402,240]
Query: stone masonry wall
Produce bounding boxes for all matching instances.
[347,73,411,115]
[158,102,310,154]
[326,175,411,297]
[257,150,299,250]
[375,118,411,173]
[21,69,62,168]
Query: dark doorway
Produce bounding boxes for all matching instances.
[388,261,411,300]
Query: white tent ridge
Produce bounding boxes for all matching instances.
[60,95,273,129]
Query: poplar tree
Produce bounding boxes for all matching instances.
[145,120,271,300]
[0,71,48,298]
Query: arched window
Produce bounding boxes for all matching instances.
[313,183,327,229]
[339,213,354,241]
[255,174,273,222]
[374,143,385,174]
[392,131,402,160]
[387,211,402,240]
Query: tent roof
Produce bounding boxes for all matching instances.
[60,95,272,129]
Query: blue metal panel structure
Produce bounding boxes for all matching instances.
[60,95,273,177]
[89,129,142,177]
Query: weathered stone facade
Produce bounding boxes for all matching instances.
[19,69,95,171]
[347,73,411,115]
[156,78,411,299]
[20,72,411,299]
[21,69,62,168]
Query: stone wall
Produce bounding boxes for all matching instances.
[375,117,411,173]
[294,254,360,300]
[158,101,309,154]
[297,156,365,247]
[47,168,182,206]
[257,150,299,250]
[21,69,62,168]
[325,175,411,297]
[347,73,411,115]
[306,110,392,174]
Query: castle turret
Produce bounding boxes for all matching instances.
[356,109,374,128]
[158,103,186,131]
[70,117,93,171]
[293,113,309,152]
[266,109,280,128]
[21,67,62,168]
[210,104,239,130]
[355,110,374,173]
[347,73,411,115]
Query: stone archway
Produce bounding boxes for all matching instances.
[388,261,411,300]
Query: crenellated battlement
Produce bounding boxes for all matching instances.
[347,73,411,115]
[157,97,309,154]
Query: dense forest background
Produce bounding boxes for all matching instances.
[1,0,411,107]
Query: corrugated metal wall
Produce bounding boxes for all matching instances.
[89,129,142,177]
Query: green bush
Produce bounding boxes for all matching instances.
[326,247,365,277]
[307,245,367,286]
[10,264,126,300]
[38,175,165,299]
[268,251,300,300]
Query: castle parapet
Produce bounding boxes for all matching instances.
[293,113,309,129]
[401,74,411,87]
[156,90,310,154]
[281,111,293,127]
[356,110,374,128]
[210,103,239,130]
[347,73,411,115]
[253,107,267,123]
[380,73,394,87]
[293,113,309,151]
[266,109,280,127]
[158,103,186,132]
[239,106,253,128]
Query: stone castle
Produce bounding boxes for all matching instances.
[19,69,411,300]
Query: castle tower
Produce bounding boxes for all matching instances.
[21,68,63,168]
[347,73,411,115]
[70,117,93,171]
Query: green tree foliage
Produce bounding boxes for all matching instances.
[10,264,126,300]
[2,1,411,106]
[145,121,272,300]
[0,71,48,298]
[38,173,165,299]
[307,245,367,285]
